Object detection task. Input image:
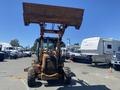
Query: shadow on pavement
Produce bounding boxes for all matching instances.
[88,63,110,69]
[29,82,42,88]
[57,85,110,90]
[44,76,110,90]
[0,60,8,62]
[57,78,110,90]
[29,72,110,90]
[72,58,92,64]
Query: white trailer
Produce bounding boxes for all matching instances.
[0,42,12,51]
[80,37,120,64]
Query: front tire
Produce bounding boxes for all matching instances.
[28,67,36,87]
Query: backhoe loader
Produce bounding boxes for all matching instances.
[23,2,84,87]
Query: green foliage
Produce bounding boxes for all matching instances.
[31,40,37,52]
[10,39,20,47]
[25,46,31,51]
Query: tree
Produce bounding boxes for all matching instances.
[25,46,31,51]
[31,39,37,52]
[10,39,20,47]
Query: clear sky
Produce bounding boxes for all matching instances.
[0,0,120,47]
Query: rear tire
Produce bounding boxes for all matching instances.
[94,62,98,66]
[64,76,71,84]
[28,67,36,87]
[0,58,4,62]
[63,67,71,84]
[113,64,120,71]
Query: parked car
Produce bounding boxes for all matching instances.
[111,52,120,71]
[23,50,32,57]
[17,51,24,58]
[14,47,25,58]
[68,49,92,63]
[9,51,18,59]
[5,47,18,59]
[0,52,5,61]
[0,45,5,61]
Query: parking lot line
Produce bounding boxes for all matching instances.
[20,79,29,90]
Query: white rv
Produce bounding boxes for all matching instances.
[80,37,120,64]
[0,42,12,51]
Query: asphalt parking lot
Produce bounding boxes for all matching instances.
[0,57,120,90]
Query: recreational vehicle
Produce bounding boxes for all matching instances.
[80,37,120,65]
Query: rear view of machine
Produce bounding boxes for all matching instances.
[23,2,84,87]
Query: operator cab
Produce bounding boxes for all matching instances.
[36,37,65,62]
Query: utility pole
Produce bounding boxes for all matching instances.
[67,38,71,49]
